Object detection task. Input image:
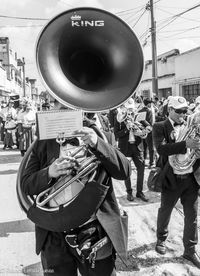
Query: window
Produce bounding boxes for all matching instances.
[182,83,200,101]
[142,90,150,98]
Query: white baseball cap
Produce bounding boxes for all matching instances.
[189,103,195,110]
[124,98,136,109]
[195,96,200,104]
[168,96,188,109]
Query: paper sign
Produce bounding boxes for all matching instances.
[135,111,146,122]
[36,109,83,140]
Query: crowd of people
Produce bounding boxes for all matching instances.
[0,99,37,156]
[2,93,200,273]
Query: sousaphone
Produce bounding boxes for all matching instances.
[16,7,144,232]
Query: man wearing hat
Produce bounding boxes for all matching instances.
[194,96,200,113]
[153,96,200,268]
[114,98,150,202]
[0,100,17,141]
[139,98,155,169]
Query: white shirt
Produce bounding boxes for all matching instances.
[168,118,193,175]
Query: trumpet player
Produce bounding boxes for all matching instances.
[153,96,200,269]
[114,98,151,202]
[21,106,131,276]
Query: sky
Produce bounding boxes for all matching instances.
[1,0,200,92]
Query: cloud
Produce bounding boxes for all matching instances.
[59,0,104,9]
[174,39,199,54]
[44,0,104,17]
[0,0,32,13]
[0,23,42,80]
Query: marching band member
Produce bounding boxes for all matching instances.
[17,102,36,156]
[114,98,151,202]
[139,98,155,169]
[3,113,17,149]
[153,96,200,269]
[21,101,131,276]
[194,96,200,113]
[0,100,17,141]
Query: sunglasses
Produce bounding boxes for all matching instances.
[174,109,187,114]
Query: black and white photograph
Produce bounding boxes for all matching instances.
[1,0,200,275]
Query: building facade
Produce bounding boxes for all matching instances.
[140,47,200,102]
[0,37,38,103]
[175,46,200,102]
[139,49,179,99]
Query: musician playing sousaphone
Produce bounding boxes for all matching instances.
[17,5,147,275]
[21,98,131,276]
[153,96,200,268]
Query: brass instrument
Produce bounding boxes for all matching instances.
[169,112,200,173]
[117,106,151,143]
[16,7,144,232]
[36,141,98,208]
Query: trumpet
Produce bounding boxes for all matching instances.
[117,106,152,143]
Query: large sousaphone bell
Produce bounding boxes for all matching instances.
[16,7,144,232]
[36,7,144,111]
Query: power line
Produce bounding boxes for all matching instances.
[0,25,43,28]
[0,14,48,20]
[140,11,151,46]
[157,2,200,32]
[158,35,200,40]
[115,5,147,15]
[156,7,200,24]
[119,6,145,25]
[158,25,200,39]
[131,8,147,29]
[0,6,145,22]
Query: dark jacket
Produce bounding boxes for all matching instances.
[113,117,149,157]
[153,118,200,190]
[21,133,131,263]
[139,106,153,126]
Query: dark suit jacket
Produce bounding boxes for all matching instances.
[153,118,200,190]
[113,116,150,157]
[21,133,131,263]
[139,106,153,126]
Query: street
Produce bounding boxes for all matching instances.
[0,141,152,276]
[1,141,200,276]
[0,142,41,276]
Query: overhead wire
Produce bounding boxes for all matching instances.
[158,25,200,40]
[131,7,147,29]
[115,4,148,15]
[156,2,200,32]
[0,15,48,21]
[0,25,44,28]
[140,11,151,47]
[119,6,146,25]
[156,7,200,24]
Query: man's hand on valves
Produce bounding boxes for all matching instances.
[73,127,98,148]
[48,156,78,178]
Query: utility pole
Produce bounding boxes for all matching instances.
[22,57,26,97]
[149,0,158,99]
[17,57,26,97]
